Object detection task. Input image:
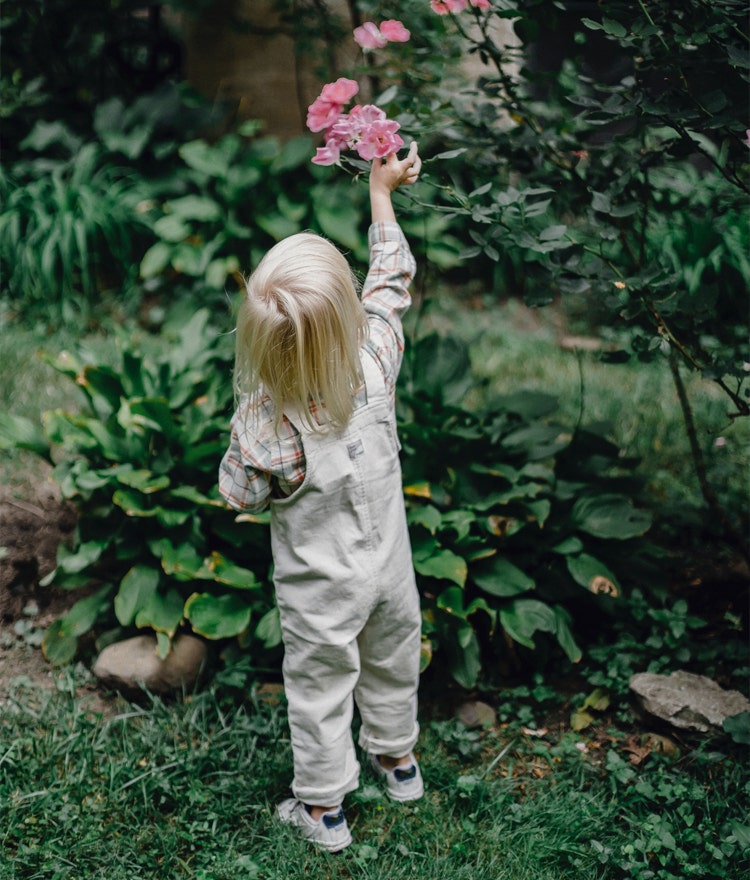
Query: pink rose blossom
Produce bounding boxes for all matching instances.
[357,117,404,159]
[311,144,342,166]
[353,21,388,49]
[320,77,359,104]
[354,19,411,50]
[306,77,359,132]
[743,129,750,148]
[380,19,411,42]
[430,0,467,14]
[308,100,403,165]
[469,0,491,8]
[306,97,343,133]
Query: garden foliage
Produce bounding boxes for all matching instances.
[1,0,746,681]
[1,320,654,686]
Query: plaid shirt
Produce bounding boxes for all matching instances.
[218,221,416,513]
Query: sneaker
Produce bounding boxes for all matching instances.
[276,798,352,852]
[368,752,424,802]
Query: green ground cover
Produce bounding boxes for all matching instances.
[1,672,747,880]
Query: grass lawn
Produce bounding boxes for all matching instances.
[1,671,748,880]
[1,297,747,879]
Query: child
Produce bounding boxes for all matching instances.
[219,142,423,853]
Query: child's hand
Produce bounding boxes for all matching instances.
[370,142,421,195]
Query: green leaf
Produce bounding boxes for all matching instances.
[566,553,620,596]
[185,592,251,640]
[135,588,184,638]
[113,489,156,517]
[140,242,172,278]
[601,17,627,38]
[255,606,282,648]
[116,469,170,494]
[474,558,535,598]
[413,548,468,587]
[154,540,206,581]
[271,135,315,172]
[57,540,106,575]
[552,536,584,555]
[205,552,261,589]
[572,494,652,539]
[408,504,443,534]
[61,587,112,637]
[539,224,567,241]
[167,195,221,223]
[115,566,160,626]
[499,598,557,649]
[42,620,78,667]
[0,411,50,458]
[449,623,481,689]
[723,711,750,745]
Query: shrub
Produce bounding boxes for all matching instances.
[0,317,656,686]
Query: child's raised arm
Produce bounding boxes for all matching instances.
[369,142,421,225]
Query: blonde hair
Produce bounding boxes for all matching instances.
[234,232,367,432]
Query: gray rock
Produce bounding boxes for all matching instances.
[93,634,207,694]
[457,700,497,729]
[629,670,750,734]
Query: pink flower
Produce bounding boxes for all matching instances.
[353,21,388,49]
[311,103,403,165]
[430,0,489,12]
[744,129,750,148]
[306,97,343,132]
[357,116,404,159]
[320,77,359,104]
[430,0,467,14]
[353,19,411,50]
[306,77,359,133]
[380,19,411,42]
[311,144,342,166]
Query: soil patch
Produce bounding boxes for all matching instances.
[0,479,114,710]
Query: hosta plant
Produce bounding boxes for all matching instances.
[0,309,279,666]
[1,319,655,686]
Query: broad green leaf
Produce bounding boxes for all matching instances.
[185,592,251,640]
[135,588,184,638]
[0,411,50,458]
[449,623,481,689]
[572,494,652,539]
[539,224,567,241]
[154,540,206,581]
[113,489,156,517]
[57,540,106,575]
[413,548,467,587]
[407,504,442,534]
[167,194,221,222]
[566,553,620,596]
[60,586,112,637]
[78,365,124,411]
[271,135,315,172]
[115,565,160,626]
[42,620,78,666]
[499,598,558,649]
[205,552,261,589]
[153,214,191,242]
[474,558,535,598]
[437,587,495,624]
[116,469,170,494]
[255,606,282,648]
[256,213,300,241]
[140,242,171,278]
[552,536,584,555]
[723,711,750,745]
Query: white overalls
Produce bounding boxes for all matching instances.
[270,348,422,807]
